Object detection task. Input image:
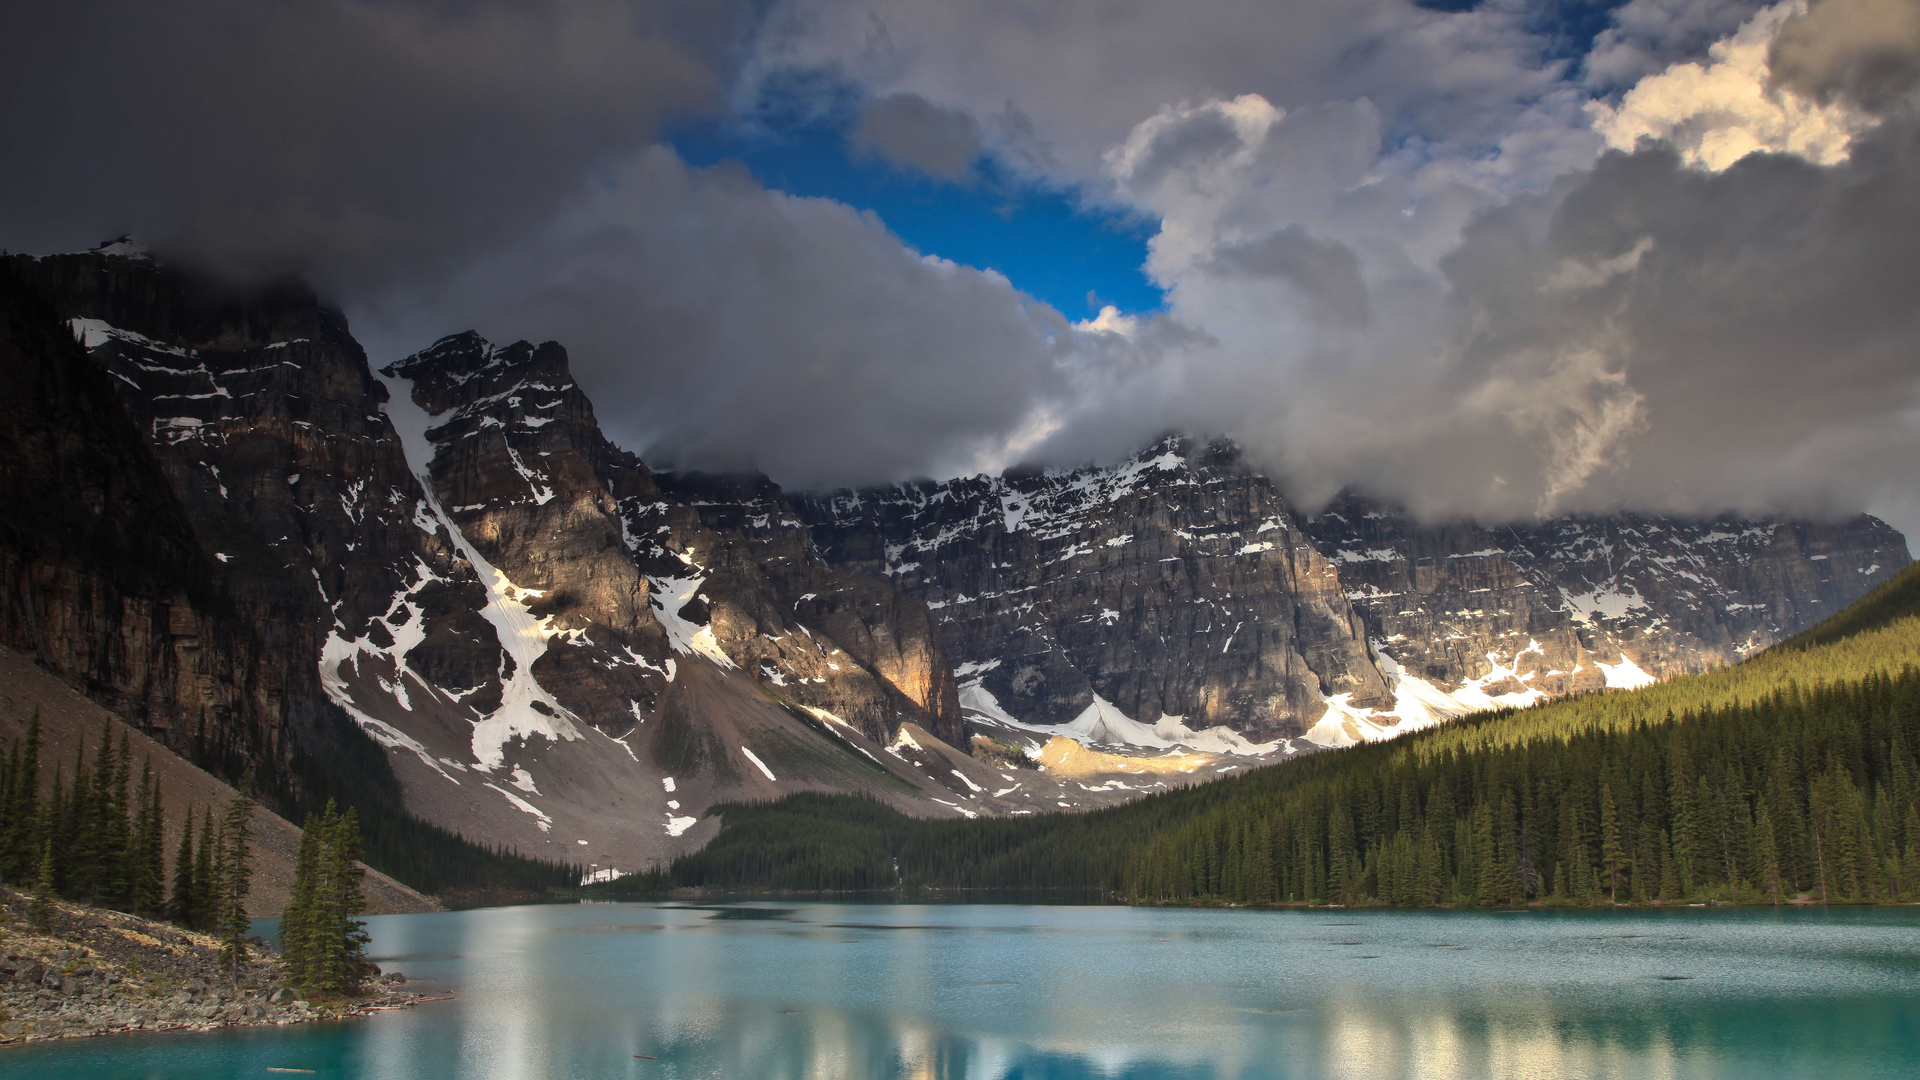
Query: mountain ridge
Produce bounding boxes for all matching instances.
[0,246,1906,891]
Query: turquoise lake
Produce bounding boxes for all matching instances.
[4,902,1917,1079]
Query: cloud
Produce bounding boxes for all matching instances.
[6,0,1916,541]
[355,148,1087,488]
[994,3,1920,532]
[1770,0,1920,112]
[0,0,736,286]
[1584,0,1771,89]
[1587,1,1873,170]
[851,93,983,181]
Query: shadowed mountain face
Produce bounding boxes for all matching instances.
[1,248,1906,882]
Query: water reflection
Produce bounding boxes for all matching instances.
[2,904,1917,1079]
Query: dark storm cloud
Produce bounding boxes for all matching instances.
[1423,121,1920,522]
[851,93,983,181]
[0,0,739,286]
[356,149,1085,488]
[1205,228,1372,328]
[1770,0,1920,112]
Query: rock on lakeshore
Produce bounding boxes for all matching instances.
[0,887,422,1046]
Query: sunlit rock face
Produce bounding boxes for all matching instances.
[798,438,1910,745]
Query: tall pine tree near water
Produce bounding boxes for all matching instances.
[169,805,197,926]
[281,802,373,997]
[216,783,256,989]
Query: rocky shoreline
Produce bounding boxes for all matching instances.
[0,888,429,1046]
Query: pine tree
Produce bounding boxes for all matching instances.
[1600,784,1625,905]
[1756,802,1784,905]
[127,758,160,914]
[323,807,371,995]
[170,806,197,926]
[2,712,40,883]
[193,810,218,930]
[285,802,374,997]
[43,767,66,895]
[216,785,256,989]
[99,731,132,907]
[29,841,56,932]
[281,810,324,988]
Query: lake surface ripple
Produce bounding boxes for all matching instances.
[6,903,1917,1079]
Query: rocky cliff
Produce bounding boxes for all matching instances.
[0,259,295,785]
[799,437,1910,747]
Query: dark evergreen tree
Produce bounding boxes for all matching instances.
[170,805,198,926]
[192,809,218,931]
[216,783,256,988]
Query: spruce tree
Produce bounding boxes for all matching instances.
[127,759,159,914]
[44,767,66,896]
[282,810,324,989]
[2,712,40,883]
[193,810,218,930]
[29,840,56,932]
[217,785,256,989]
[324,807,371,996]
[170,806,197,926]
[100,731,132,907]
[1600,784,1625,905]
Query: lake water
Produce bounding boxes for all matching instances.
[5,902,1918,1080]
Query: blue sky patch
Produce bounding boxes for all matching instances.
[670,116,1165,318]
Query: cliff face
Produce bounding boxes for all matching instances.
[799,440,1388,745]
[1300,493,1909,692]
[0,260,294,783]
[380,333,962,750]
[800,438,1911,746]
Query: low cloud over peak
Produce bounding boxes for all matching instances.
[6,0,1918,539]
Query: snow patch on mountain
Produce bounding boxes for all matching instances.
[647,572,738,669]
[373,368,586,772]
[1301,641,1551,748]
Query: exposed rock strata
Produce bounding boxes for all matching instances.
[1298,493,1910,699]
[799,438,1910,743]
[5,247,1908,867]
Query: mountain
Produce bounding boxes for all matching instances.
[1,246,1906,889]
[798,438,1906,748]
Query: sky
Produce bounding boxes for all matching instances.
[3,0,1918,539]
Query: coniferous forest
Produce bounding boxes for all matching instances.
[672,562,1920,907]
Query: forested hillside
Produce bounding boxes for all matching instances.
[673,562,1920,905]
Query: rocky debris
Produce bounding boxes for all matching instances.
[0,888,424,1046]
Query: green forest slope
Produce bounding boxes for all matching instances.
[671,561,1920,906]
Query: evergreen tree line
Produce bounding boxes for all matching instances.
[1116,668,1920,906]
[0,714,259,968]
[279,801,372,997]
[0,715,168,914]
[672,564,1920,904]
